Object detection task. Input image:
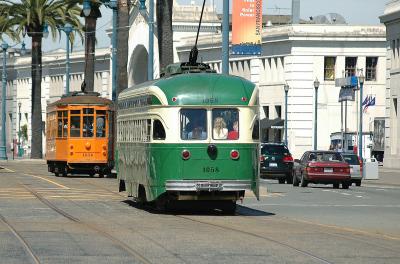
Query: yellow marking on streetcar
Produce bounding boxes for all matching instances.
[23,174,70,190]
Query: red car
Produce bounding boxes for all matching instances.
[293,151,351,189]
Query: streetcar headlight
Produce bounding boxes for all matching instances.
[182,149,191,160]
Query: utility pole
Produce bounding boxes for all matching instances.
[222,0,229,74]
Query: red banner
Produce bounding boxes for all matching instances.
[232,0,262,55]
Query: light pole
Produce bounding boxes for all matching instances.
[313,77,320,150]
[222,0,229,74]
[1,41,8,160]
[284,83,289,146]
[358,72,365,160]
[18,102,22,157]
[60,23,73,95]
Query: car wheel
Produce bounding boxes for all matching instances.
[342,182,349,189]
[293,171,299,187]
[300,174,308,187]
[286,173,293,184]
[356,180,361,187]
[333,183,340,189]
[278,178,285,184]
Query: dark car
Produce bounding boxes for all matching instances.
[293,151,351,189]
[260,143,294,184]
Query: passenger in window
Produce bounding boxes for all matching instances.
[227,120,239,140]
[96,116,105,137]
[188,119,206,140]
[213,117,228,139]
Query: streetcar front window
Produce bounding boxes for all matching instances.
[212,109,239,140]
[70,116,81,137]
[83,108,94,137]
[180,109,207,140]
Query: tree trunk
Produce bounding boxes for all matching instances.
[117,0,129,98]
[83,7,101,92]
[30,36,43,159]
[156,0,174,74]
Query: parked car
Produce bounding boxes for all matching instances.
[260,143,294,184]
[341,153,363,186]
[293,151,351,189]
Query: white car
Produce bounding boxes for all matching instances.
[341,153,362,186]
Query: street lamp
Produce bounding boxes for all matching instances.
[313,77,320,150]
[1,41,9,159]
[18,102,22,157]
[138,0,154,80]
[358,72,365,160]
[284,83,289,146]
[83,0,92,17]
[42,23,49,39]
[60,23,73,95]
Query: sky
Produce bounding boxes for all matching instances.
[5,0,387,52]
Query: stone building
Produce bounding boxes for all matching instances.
[380,0,400,168]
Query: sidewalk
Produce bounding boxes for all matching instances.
[363,166,400,187]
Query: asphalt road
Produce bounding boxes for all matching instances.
[0,160,399,264]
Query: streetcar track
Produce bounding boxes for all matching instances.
[10,168,400,262]
[0,213,41,264]
[70,174,400,260]
[175,215,334,264]
[235,211,400,253]
[22,184,153,264]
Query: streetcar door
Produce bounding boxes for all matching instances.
[252,117,260,200]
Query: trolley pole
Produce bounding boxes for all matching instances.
[222,0,229,75]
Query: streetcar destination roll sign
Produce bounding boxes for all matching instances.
[232,0,262,55]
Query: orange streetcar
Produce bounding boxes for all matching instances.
[46,92,114,177]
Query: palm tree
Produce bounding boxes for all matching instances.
[156,0,174,74]
[0,0,83,159]
[116,0,129,98]
[80,1,101,93]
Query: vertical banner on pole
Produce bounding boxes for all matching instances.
[232,0,263,55]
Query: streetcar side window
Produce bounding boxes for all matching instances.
[57,111,68,138]
[180,109,207,140]
[96,110,106,138]
[153,119,165,140]
[212,109,239,140]
[252,119,260,140]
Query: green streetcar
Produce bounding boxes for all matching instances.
[116,63,260,212]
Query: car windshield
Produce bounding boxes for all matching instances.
[342,155,360,165]
[261,145,289,155]
[309,152,343,162]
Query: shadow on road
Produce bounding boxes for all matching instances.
[122,200,275,217]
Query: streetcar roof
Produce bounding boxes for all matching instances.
[47,94,114,109]
[120,73,257,106]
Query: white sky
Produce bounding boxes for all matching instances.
[5,0,387,52]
